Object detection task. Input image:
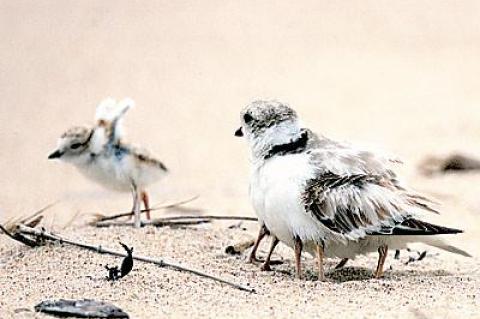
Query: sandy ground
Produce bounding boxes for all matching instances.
[0,225,479,318]
[1,0,480,318]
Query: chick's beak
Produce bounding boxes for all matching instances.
[234,127,244,137]
[48,149,63,159]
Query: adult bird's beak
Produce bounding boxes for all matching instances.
[234,127,243,137]
[48,150,63,159]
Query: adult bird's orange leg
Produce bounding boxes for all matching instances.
[141,191,150,220]
[261,236,279,271]
[294,236,303,279]
[247,224,269,263]
[335,258,349,270]
[316,243,326,281]
[374,244,388,278]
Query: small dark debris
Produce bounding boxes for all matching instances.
[417,250,427,261]
[225,246,241,255]
[105,265,121,281]
[105,242,133,281]
[442,154,480,172]
[14,308,32,313]
[405,250,428,265]
[227,222,247,231]
[225,239,255,255]
[394,250,401,260]
[34,299,129,318]
[119,242,133,278]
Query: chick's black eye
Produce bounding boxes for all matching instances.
[243,113,254,123]
[70,143,82,150]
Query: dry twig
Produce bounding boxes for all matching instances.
[90,196,201,223]
[95,219,212,228]
[94,215,257,228]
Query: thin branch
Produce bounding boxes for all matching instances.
[96,219,211,228]
[91,196,200,223]
[152,195,200,209]
[2,201,57,231]
[25,216,44,228]
[62,210,82,230]
[150,215,258,222]
[19,201,59,224]
[16,225,255,293]
[94,215,258,228]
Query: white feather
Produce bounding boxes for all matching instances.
[90,97,135,154]
[94,97,135,122]
[94,97,117,121]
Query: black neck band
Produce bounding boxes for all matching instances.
[264,130,309,160]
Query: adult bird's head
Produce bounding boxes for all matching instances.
[235,100,303,159]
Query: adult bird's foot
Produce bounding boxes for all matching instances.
[260,263,272,271]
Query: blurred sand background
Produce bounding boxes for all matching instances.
[0,1,479,318]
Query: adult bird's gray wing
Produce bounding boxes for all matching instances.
[302,171,441,241]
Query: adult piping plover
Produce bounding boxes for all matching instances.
[236,100,470,280]
[48,98,168,228]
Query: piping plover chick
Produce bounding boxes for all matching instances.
[48,98,168,228]
[236,100,470,280]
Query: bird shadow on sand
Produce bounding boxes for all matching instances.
[324,267,453,283]
[324,267,373,282]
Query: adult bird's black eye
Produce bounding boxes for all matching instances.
[243,113,254,123]
[70,143,82,150]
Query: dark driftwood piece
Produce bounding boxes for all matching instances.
[224,239,284,266]
[420,154,480,176]
[35,299,129,318]
[14,225,255,293]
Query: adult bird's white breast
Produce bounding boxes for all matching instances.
[250,153,325,247]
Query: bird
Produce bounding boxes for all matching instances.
[236,99,470,280]
[48,98,168,228]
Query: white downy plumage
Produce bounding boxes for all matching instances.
[48,98,167,227]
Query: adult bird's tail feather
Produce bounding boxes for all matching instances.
[369,218,464,236]
[368,218,472,257]
[422,237,472,257]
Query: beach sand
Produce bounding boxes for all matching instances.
[0,1,479,317]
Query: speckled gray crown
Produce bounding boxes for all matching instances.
[241,100,297,134]
[61,126,92,140]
